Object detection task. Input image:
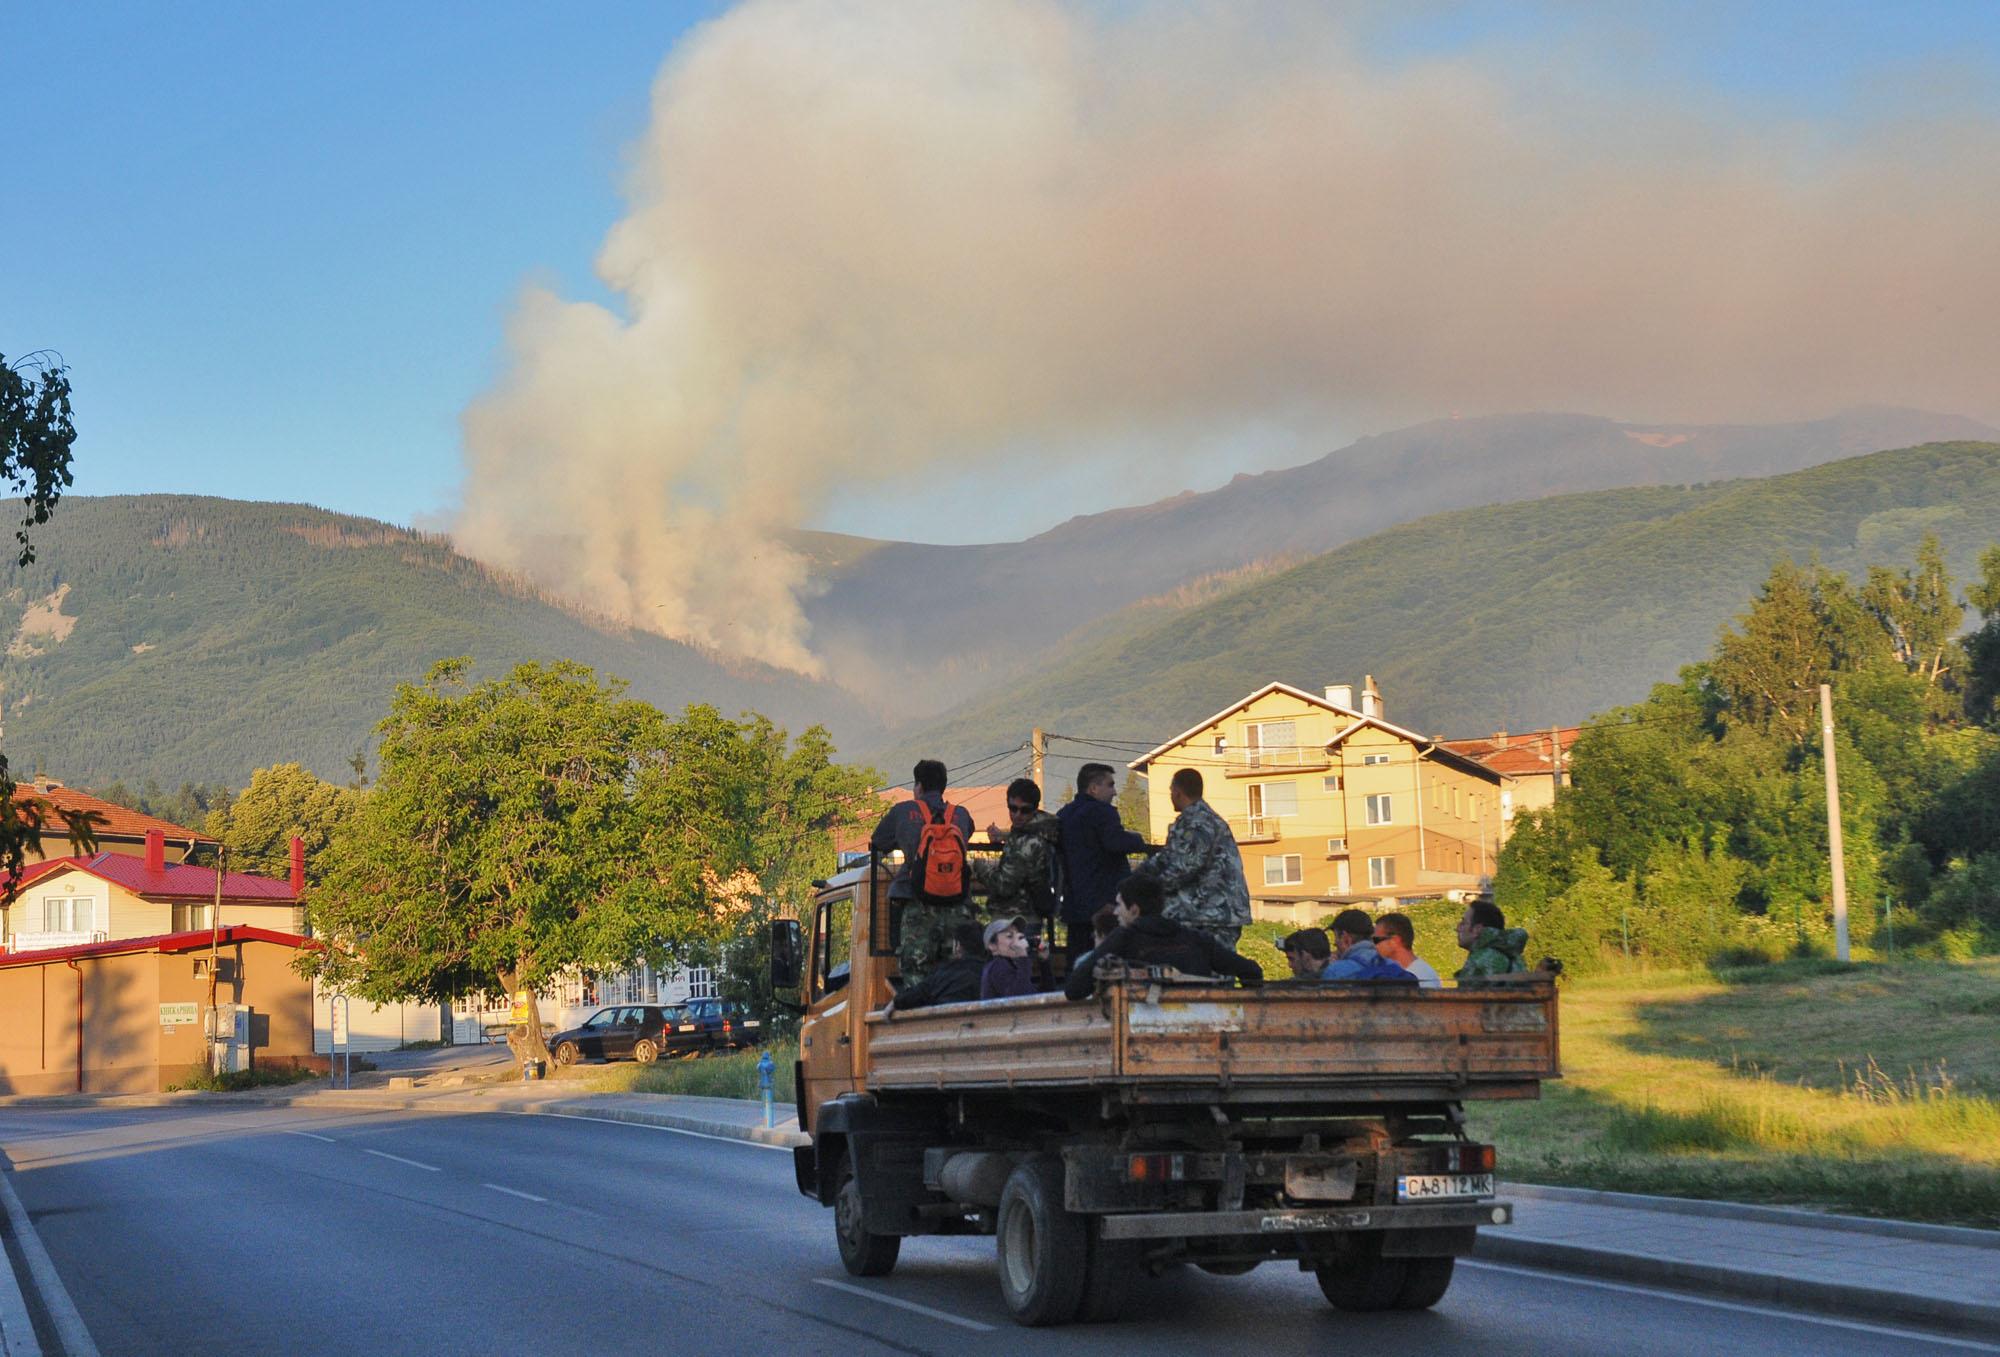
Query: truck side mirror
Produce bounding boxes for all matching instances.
[770,917,804,998]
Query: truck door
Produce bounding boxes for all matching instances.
[799,891,857,1120]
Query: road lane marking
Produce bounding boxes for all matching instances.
[283,1130,338,1143]
[362,1149,440,1172]
[534,1110,791,1151]
[812,1278,997,1332]
[0,1165,100,1357]
[482,1183,548,1203]
[1463,1260,2000,1353]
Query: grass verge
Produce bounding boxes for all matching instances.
[589,1043,798,1105]
[1475,956,2000,1228]
[167,1064,324,1093]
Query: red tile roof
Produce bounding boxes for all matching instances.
[12,783,217,846]
[13,853,297,903]
[1438,727,1582,778]
[0,925,315,968]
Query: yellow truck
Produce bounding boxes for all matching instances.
[771,863,1559,1326]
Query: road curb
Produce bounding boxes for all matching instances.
[1502,1181,1999,1249]
[1474,1231,2000,1340]
[536,1102,809,1148]
[278,1090,814,1149]
[0,1163,98,1357]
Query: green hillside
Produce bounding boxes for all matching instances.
[877,441,2000,766]
[0,496,881,788]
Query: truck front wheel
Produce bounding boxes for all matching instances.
[996,1157,1087,1326]
[833,1163,900,1277]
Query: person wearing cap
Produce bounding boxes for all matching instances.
[1063,874,1262,1000]
[1321,909,1414,982]
[980,915,1044,999]
[883,922,988,1016]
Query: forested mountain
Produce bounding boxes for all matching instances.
[0,497,881,788]
[804,408,1995,714]
[875,441,2000,770]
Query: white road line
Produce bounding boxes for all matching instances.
[282,1130,337,1143]
[482,1184,548,1203]
[811,1278,997,1332]
[362,1149,440,1172]
[0,1166,99,1357]
[1463,1260,2000,1353]
[534,1111,792,1151]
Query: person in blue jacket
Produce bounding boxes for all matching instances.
[1055,762,1149,963]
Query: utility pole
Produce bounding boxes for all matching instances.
[207,845,226,1071]
[1548,726,1563,800]
[1030,727,1046,798]
[1819,684,1850,962]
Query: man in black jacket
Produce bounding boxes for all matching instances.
[1056,762,1149,963]
[1063,874,1263,1000]
[883,923,987,1016]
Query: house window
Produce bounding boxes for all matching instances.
[1242,720,1298,768]
[1263,854,1304,886]
[1247,781,1299,819]
[171,903,211,932]
[1326,837,1346,854]
[686,966,719,1001]
[1364,794,1393,825]
[1368,856,1397,888]
[41,896,97,933]
[1322,775,1343,792]
[1362,753,1392,766]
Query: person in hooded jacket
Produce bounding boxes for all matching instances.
[1455,899,1530,978]
[883,923,987,1016]
[1063,874,1263,1000]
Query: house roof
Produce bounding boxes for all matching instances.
[1127,682,1365,771]
[11,853,297,904]
[0,924,315,968]
[1320,717,1502,783]
[1438,727,1582,779]
[12,783,217,847]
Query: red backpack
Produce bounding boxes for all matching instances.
[910,800,968,905]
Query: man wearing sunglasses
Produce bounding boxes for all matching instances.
[1372,912,1441,989]
[977,777,1063,925]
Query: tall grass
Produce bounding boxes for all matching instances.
[592,1043,798,1104]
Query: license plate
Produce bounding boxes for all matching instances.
[1397,1173,1494,1202]
[743,1020,761,1028]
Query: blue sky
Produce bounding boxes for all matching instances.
[6,2,1998,544]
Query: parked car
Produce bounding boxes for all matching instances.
[683,998,764,1050]
[547,1005,700,1066]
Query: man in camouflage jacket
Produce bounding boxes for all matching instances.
[1455,900,1530,978]
[1135,767,1251,950]
[976,778,1062,923]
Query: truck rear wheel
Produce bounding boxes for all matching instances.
[1313,1242,1456,1312]
[996,1157,1087,1326]
[833,1163,900,1277]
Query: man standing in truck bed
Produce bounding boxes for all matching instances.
[1057,762,1150,963]
[1135,767,1252,951]
[870,759,977,977]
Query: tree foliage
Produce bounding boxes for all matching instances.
[204,762,361,883]
[301,659,875,1057]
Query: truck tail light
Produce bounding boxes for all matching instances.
[1127,1153,1188,1183]
[1445,1144,1496,1173]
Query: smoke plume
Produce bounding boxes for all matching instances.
[455,0,2000,673]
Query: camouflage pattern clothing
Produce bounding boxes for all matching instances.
[1136,797,1251,942]
[1456,926,1529,978]
[896,897,985,982]
[974,810,1061,921]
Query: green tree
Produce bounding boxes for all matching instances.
[1861,534,1962,690]
[204,762,362,884]
[304,660,741,1067]
[1711,559,1888,744]
[0,353,84,885]
[1964,545,2000,724]
[1115,770,1150,838]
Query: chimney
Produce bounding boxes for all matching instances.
[289,836,305,896]
[1495,729,1510,748]
[1325,683,1354,709]
[144,828,165,873]
[1361,675,1383,720]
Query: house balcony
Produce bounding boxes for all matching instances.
[1231,815,1283,844]
[1223,746,1331,777]
[6,930,108,954]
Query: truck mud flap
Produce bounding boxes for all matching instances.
[793,1145,818,1199]
[1098,1199,1510,1241]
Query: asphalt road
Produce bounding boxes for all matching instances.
[0,1104,1989,1357]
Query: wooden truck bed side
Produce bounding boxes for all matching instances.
[863,978,1559,1097]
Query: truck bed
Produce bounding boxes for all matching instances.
[865,977,1559,1101]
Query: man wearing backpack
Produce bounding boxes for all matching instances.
[870,759,977,978]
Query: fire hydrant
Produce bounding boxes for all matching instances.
[757,1048,777,1129]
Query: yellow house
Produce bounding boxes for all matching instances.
[1,830,304,954]
[1129,678,1505,926]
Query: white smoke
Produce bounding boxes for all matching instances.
[454,0,2000,673]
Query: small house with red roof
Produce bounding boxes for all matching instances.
[1435,727,1580,825]
[13,778,217,866]
[1,829,304,955]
